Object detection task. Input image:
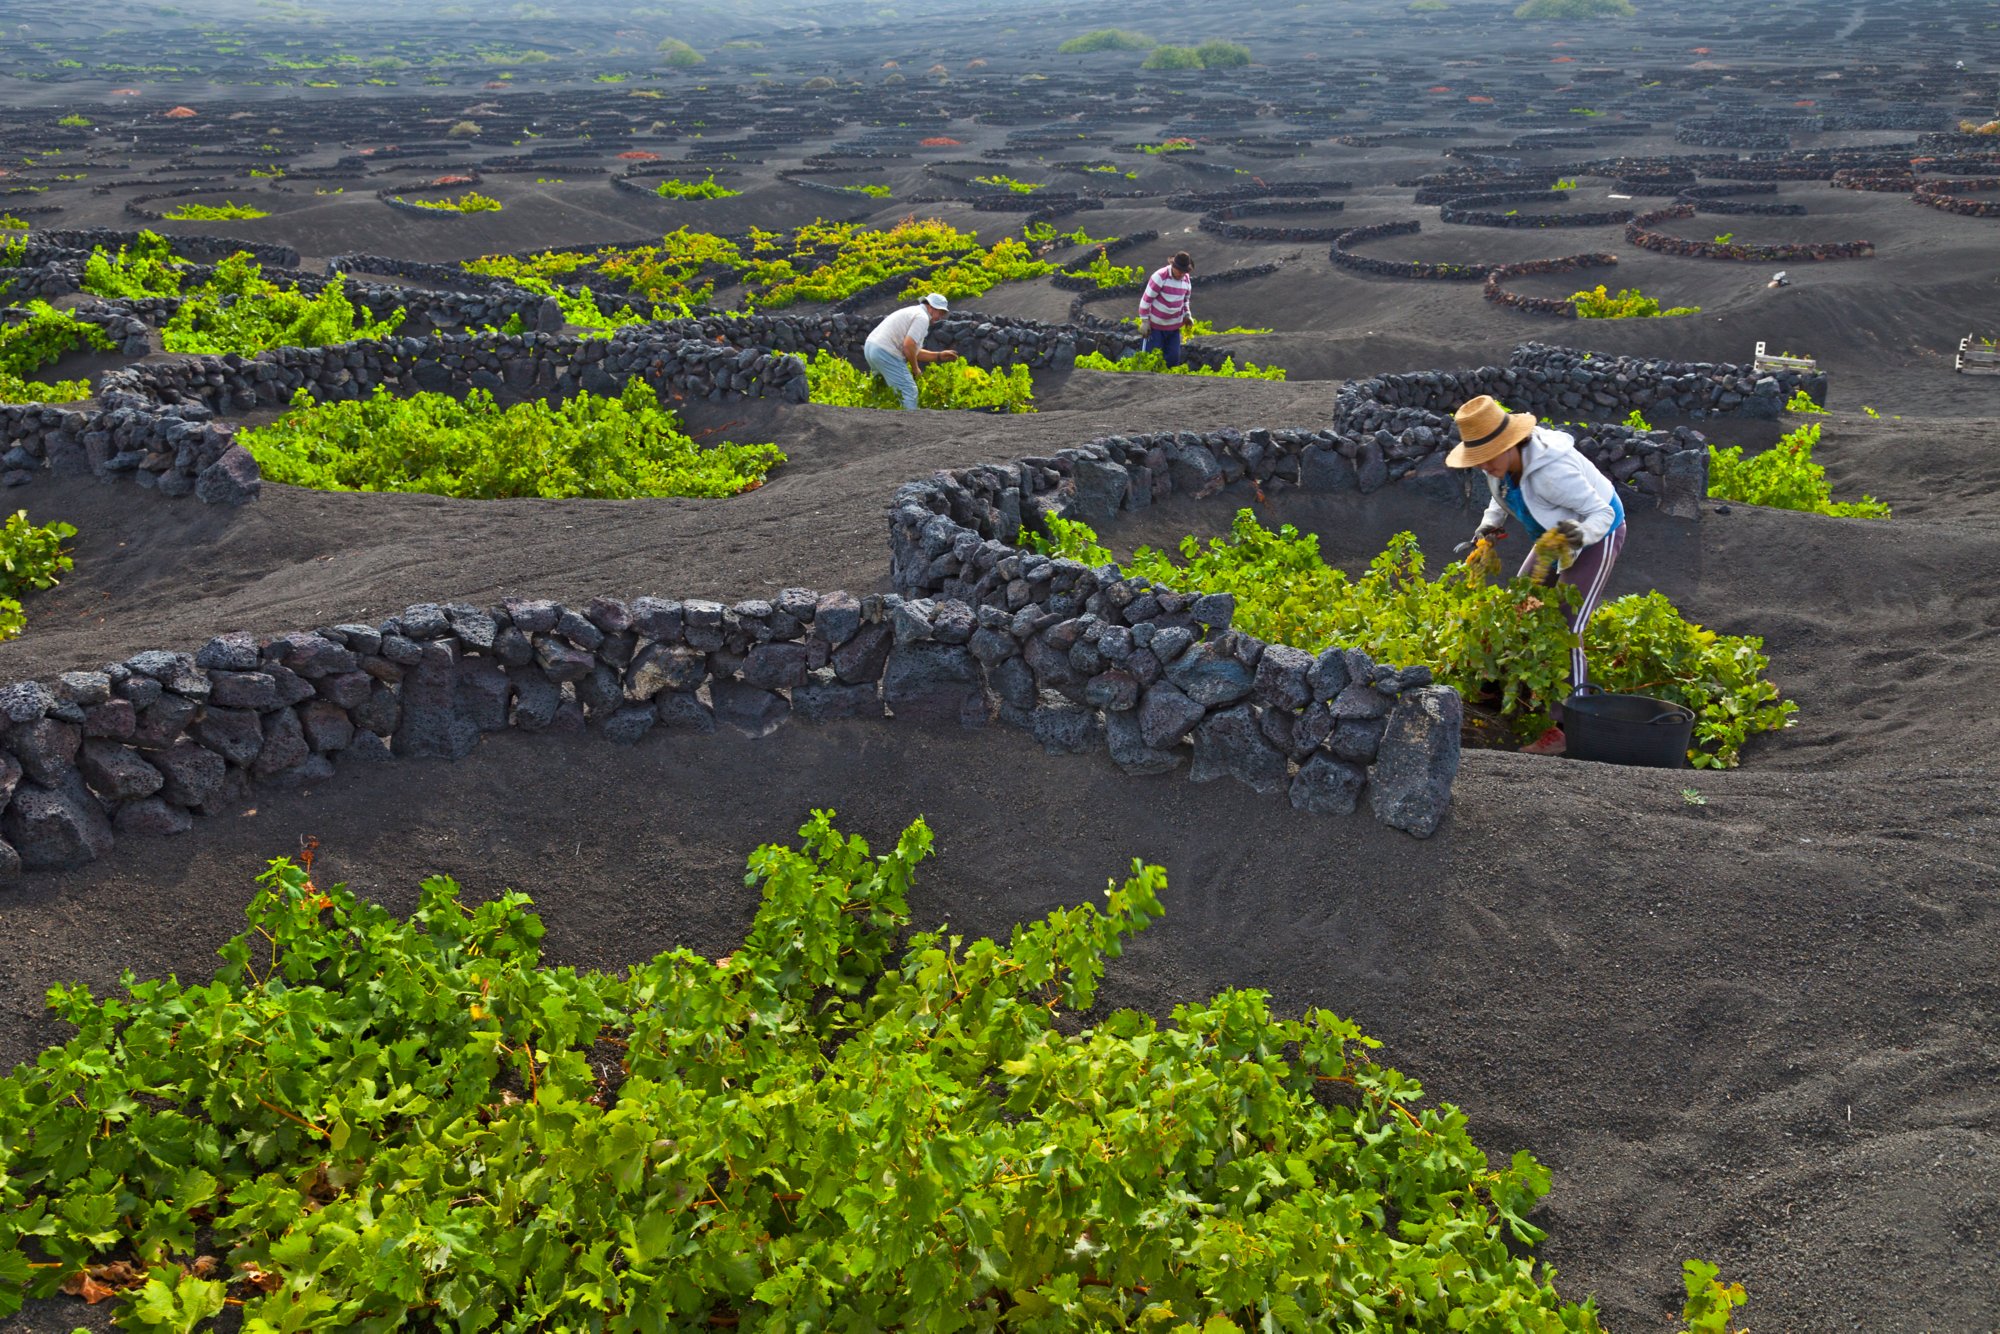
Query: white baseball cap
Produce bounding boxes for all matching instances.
[923,293,949,311]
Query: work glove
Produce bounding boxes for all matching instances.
[1454,526,1505,586]
[1452,523,1506,556]
[1529,521,1585,584]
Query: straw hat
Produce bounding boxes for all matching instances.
[1446,395,1535,468]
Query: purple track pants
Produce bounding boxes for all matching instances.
[1517,524,1627,722]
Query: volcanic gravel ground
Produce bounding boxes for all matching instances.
[6,0,2000,1327]
[3,369,1998,1332]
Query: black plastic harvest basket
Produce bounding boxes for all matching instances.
[1562,685,1695,768]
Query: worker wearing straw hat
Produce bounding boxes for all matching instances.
[1448,394,1627,757]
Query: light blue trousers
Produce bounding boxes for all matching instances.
[864,343,920,410]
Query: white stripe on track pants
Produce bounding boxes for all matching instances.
[1515,524,1627,723]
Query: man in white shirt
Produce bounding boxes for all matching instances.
[862,292,958,409]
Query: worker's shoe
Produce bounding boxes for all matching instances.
[1521,726,1567,756]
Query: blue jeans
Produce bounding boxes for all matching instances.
[864,343,920,410]
[1141,325,1184,368]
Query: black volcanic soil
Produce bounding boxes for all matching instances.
[3,0,2000,1329]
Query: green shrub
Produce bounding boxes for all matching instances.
[1074,348,1287,380]
[1023,221,1117,246]
[1553,177,1579,190]
[841,182,893,198]
[159,200,270,221]
[0,214,28,230]
[1064,247,1140,289]
[57,113,92,127]
[741,222,979,301]
[399,191,502,213]
[971,173,1043,194]
[0,369,92,404]
[0,509,76,642]
[1033,509,1793,766]
[805,348,1035,412]
[506,274,660,335]
[657,36,704,66]
[653,174,740,199]
[464,220,1055,317]
[161,258,404,356]
[1514,0,1636,16]
[1784,387,1828,415]
[0,301,114,381]
[1707,422,1889,519]
[1141,45,1206,70]
[1173,316,1273,335]
[904,236,1053,301]
[1570,284,1699,318]
[1193,40,1251,68]
[240,380,782,499]
[82,230,186,299]
[1136,137,1199,154]
[1410,0,1448,10]
[0,813,1752,1328]
[446,119,480,138]
[1058,28,1155,53]
[0,302,111,401]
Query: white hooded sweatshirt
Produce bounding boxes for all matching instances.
[1477,425,1625,547]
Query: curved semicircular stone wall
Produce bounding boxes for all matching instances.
[0,226,1841,870]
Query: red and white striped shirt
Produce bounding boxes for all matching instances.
[1137,265,1192,328]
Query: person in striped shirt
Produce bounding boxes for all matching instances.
[1137,252,1194,368]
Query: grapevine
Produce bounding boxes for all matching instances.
[159,256,404,356]
[0,814,1746,1330]
[0,301,115,403]
[804,348,1036,412]
[239,379,783,499]
[1708,422,1889,519]
[1075,348,1287,380]
[1033,509,1794,765]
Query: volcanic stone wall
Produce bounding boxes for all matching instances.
[1330,221,1490,281]
[26,228,300,268]
[0,401,247,503]
[644,311,1132,370]
[0,588,1059,876]
[1438,191,1633,229]
[1330,342,1826,508]
[1198,200,1349,242]
[886,441,1460,837]
[326,253,522,291]
[1048,231,1163,292]
[5,235,561,334]
[1482,253,1621,316]
[1913,177,2000,217]
[0,329,813,505]
[1351,341,1827,424]
[0,311,1182,505]
[1626,204,1875,261]
[1064,263,1282,319]
[98,330,810,416]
